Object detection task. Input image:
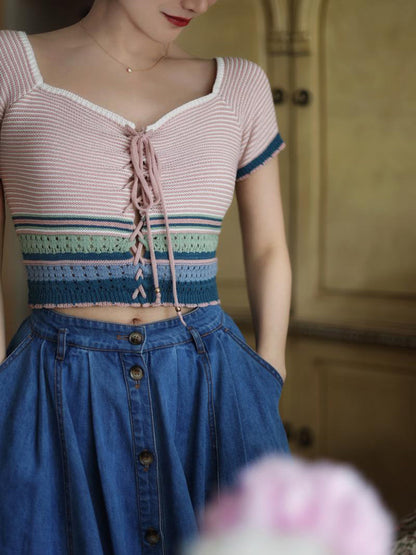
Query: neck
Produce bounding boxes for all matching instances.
[81,0,169,64]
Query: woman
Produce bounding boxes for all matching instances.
[0,0,292,553]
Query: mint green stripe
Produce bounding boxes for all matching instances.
[19,234,132,254]
[18,232,219,255]
[151,233,219,253]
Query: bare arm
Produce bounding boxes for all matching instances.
[235,154,291,383]
[0,179,6,362]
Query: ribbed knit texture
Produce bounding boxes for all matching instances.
[0,29,286,309]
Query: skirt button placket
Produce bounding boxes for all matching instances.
[125,325,163,552]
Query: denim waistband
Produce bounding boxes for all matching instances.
[28,305,225,352]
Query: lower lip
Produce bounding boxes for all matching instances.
[163,13,190,27]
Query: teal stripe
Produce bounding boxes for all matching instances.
[148,214,222,222]
[14,223,132,232]
[237,132,285,179]
[12,214,132,223]
[143,224,221,231]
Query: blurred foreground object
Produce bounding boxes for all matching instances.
[181,454,397,555]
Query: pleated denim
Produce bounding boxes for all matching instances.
[0,304,291,555]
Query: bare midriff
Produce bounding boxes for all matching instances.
[50,306,195,325]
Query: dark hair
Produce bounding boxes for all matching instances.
[79,2,93,19]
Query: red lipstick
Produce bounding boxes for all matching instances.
[162,12,191,27]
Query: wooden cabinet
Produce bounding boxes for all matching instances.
[245,328,416,519]
[290,0,415,333]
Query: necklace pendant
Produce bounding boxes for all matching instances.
[126,67,133,73]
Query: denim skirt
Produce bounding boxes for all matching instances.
[0,304,290,555]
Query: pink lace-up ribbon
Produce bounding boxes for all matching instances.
[121,124,187,327]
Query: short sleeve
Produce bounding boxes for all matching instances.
[0,58,7,124]
[236,61,286,182]
[0,30,13,126]
[0,30,34,127]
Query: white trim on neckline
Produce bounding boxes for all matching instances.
[18,30,225,132]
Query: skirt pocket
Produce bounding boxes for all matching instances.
[221,311,285,388]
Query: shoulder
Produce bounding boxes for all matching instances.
[220,56,272,115]
[221,56,269,87]
[0,28,29,55]
[0,29,23,93]
[0,29,39,108]
[0,28,21,57]
[0,28,32,68]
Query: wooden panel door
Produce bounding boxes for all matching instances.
[292,0,416,334]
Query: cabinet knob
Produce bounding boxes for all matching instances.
[282,421,314,448]
[298,426,314,447]
[272,88,285,104]
[292,89,311,106]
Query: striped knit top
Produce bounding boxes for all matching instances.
[0,29,286,326]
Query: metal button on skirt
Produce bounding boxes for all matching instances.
[0,305,291,554]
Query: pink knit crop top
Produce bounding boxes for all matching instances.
[0,29,286,327]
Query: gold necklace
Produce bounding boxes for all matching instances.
[78,20,169,73]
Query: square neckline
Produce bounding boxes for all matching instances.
[18,30,225,133]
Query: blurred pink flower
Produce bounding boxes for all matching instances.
[197,454,396,555]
